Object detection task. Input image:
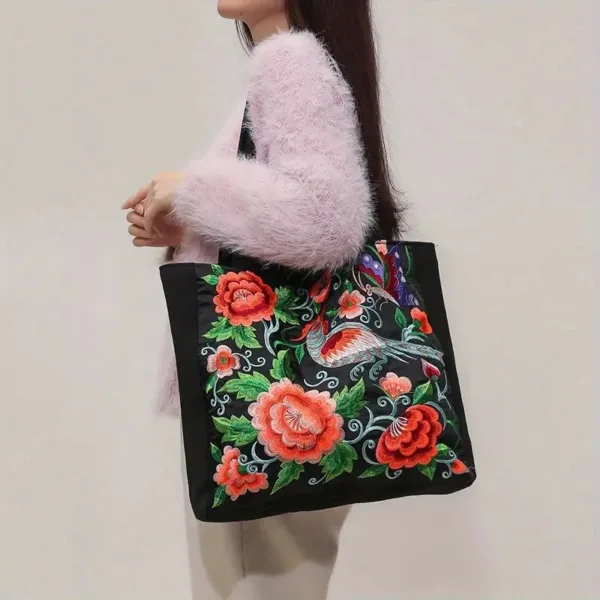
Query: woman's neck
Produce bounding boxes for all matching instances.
[249,13,289,44]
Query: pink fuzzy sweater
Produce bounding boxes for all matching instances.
[158,31,374,414]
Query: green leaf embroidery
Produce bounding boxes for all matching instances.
[274,287,300,324]
[394,308,408,330]
[205,373,218,393]
[274,307,300,325]
[295,344,306,365]
[334,380,366,419]
[319,443,358,482]
[358,464,387,479]
[344,280,353,292]
[417,461,437,481]
[212,486,227,508]
[435,443,455,463]
[212,415,258,447]
[220,372,271,402]
[204,318,234,343]
[275,286,295,308]
[404,246,414,277]
[212,264,225,277]
[325,308,338,318]
[202,274,220,286]
[271,461,304,495]
[231,325,261,349]
[210,443,223,463]
[270,350,294,381]
[413,381,433,405]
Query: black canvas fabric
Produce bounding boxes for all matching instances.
[160,112,476,523]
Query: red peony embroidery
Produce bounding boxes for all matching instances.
[379,373,412,399]
[248,379,344,464]
[411,308,433,334]
[213,446,269,501]
[214,271,277,327]
[207,345,241,379]
[375,405,443,469]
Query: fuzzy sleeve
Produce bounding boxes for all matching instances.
[171,31,374,272]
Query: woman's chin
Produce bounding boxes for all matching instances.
[216,0,243,20]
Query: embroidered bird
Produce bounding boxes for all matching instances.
[295,313,443,370]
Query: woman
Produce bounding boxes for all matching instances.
[123,1,400,596]
[123,0,400,413]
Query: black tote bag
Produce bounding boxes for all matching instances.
[160,110,476,522]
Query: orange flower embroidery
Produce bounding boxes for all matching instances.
[207,345,241,379]
[410,308,433,334]
[248,379,344,464]
[451,459,469,475]
[214,271,277,327]
[375,405,443,469]
[379,373,413,399]
[213,446,269,501]
[338,290,366,320]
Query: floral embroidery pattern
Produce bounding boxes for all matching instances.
[248,379,345,464]
[375,405,443,470]
[338,290,366,319]
[214,271,277,326]
[198,243,473,508]
[213,446,269,503]
[411,308,433,335]
[207,345,241,379]
[379,372,413,399]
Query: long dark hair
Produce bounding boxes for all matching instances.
[236,0,403,239]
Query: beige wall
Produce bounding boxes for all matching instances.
[0,1,596,598]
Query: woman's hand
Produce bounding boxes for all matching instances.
[124,202,183,247]
[122,172,185,247]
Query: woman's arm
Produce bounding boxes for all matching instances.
[172,32,374,271]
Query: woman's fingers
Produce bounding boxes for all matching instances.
[143,197,159,235]
[132,237,156,247]
[128,224,153,239]
[126,211,144,227]
[122,185,149,210]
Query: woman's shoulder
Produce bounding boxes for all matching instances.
[248,30,347,94]
[251,29,328,62]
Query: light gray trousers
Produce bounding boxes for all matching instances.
[185,501,350,600]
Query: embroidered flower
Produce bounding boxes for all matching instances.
[248,379,344,464]
[338,290,366,319]
[375,405,443,469]
[451,459,469,475]
[214,271,277,327]
[379,373,412,399]
[207,345,241,379]
[421,359,441,380]
[375,241,388,257]
[410,308,433,334]
[309,272,332,304]
[213,446,269,501]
